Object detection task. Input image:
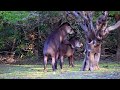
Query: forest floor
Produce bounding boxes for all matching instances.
[0,57,120,79]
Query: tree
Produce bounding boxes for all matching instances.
[66,11,120,71]
[0,11,29,52]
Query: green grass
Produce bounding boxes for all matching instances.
[0,60,120,79]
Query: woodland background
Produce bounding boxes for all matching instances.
[0,11,119,64]
[0,11,120,79]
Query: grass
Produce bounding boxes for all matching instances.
[0,59,120,79]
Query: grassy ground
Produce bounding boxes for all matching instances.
[0,59,120,79]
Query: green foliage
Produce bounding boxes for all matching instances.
[0,11,29,52]
[0,11,29,23]
[93,11,102,22]
[0,11,119,60]
[109,11,120,16]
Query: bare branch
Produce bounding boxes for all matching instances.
[87,11,94,20]
[80,22,88,32]
[106,20,120,32]
[72,11,80,19]
[65,11,89,32]
[78,11,95,33]
[102,11,108,16]
[65,11,81,23]
[96,11,108,30]
[88,11,95,31]
[66,11,81,19]
[77,11,88,21]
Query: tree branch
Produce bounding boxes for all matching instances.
[87,11,95,32]
[79,21,88,32]
[96,11,108,31]
[77,11,88,21]
[106,20,120,32]
[66,11,88,32]
[72,11,80,19]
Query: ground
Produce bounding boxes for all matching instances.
[0,58,120,79]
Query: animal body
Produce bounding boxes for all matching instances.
[43,21,74,71]
[58,37,83,69]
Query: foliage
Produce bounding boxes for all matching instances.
[0,11,29,23]
[0,11,119,62]
[0,11,29,51]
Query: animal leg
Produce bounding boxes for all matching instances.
[68,57,71,67]
[60,56,64,69]
[52,56,56,71]
[44,55,48,72]
[71,56,74,67]
[55,52,59,70]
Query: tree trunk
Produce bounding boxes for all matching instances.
[66,11,120,71]
[82,41,101,71]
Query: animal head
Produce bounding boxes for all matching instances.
[69,37,83,48]
[73,39,83,48]
[62,22,74,34]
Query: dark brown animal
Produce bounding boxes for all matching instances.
[59,37,83,69]
[43,22,74,72]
